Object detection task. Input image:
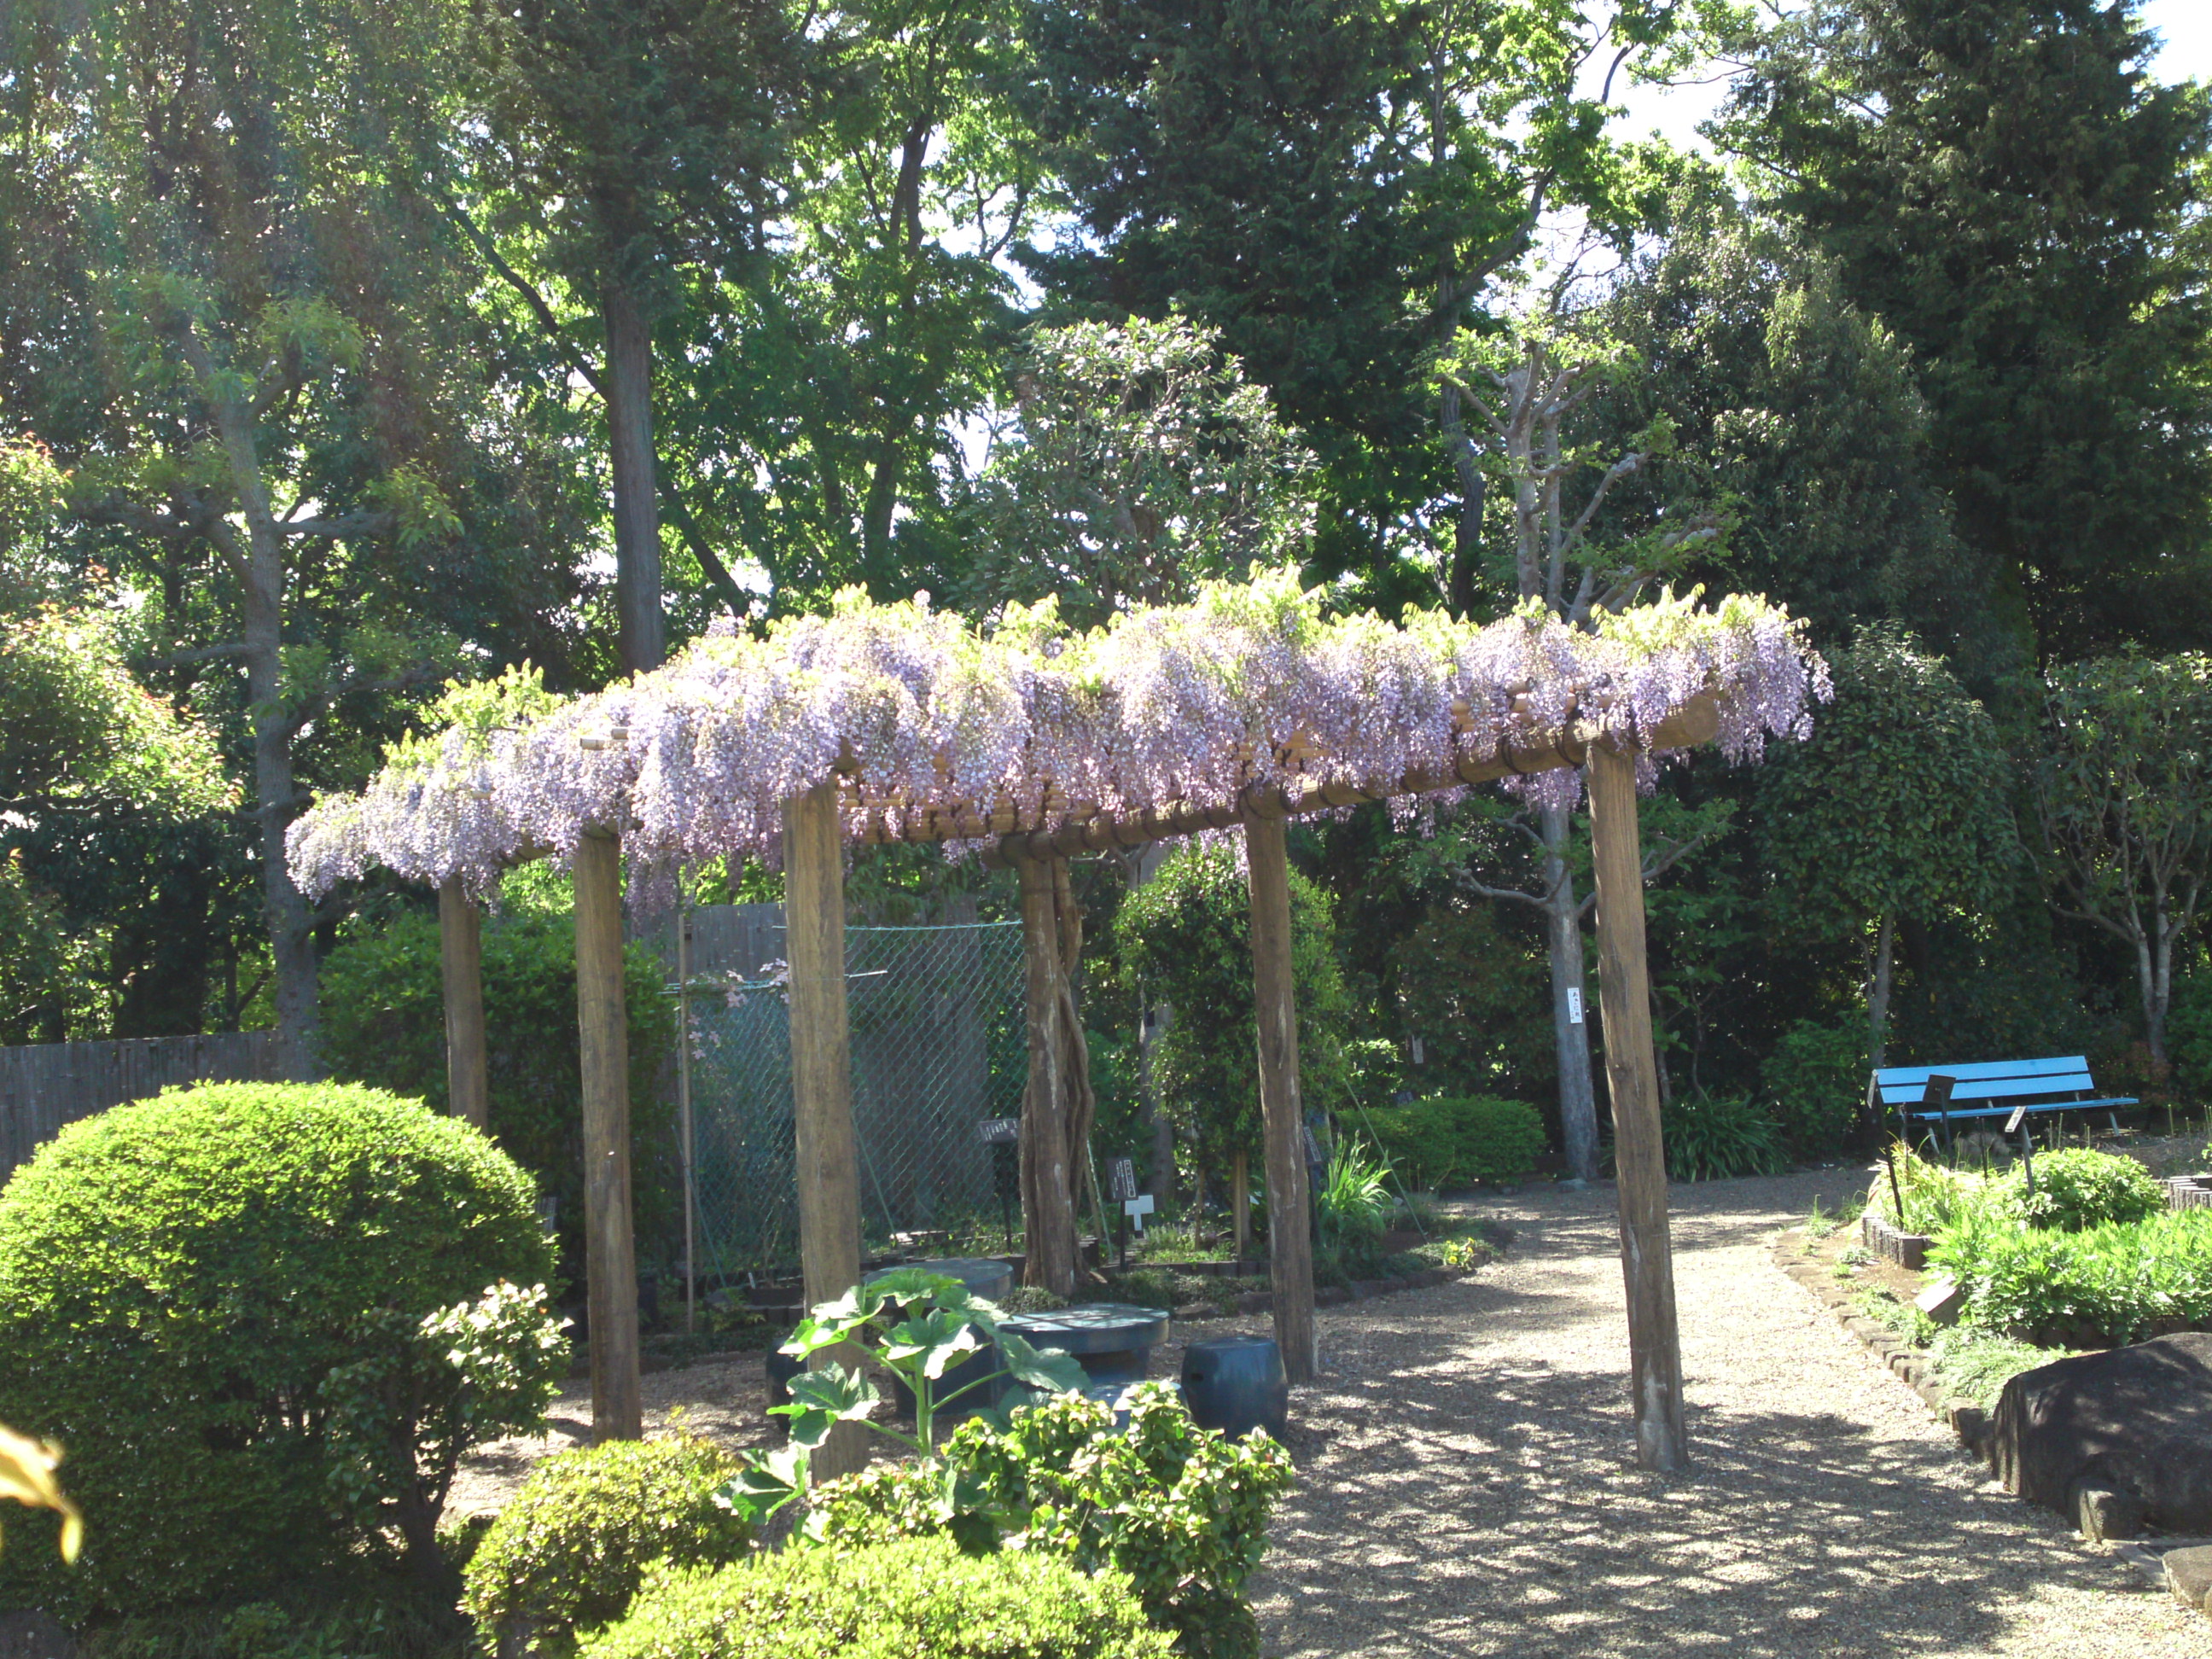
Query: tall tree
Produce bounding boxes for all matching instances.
[1759,631,2014,1070]
[1023,0,1685,610]
[1591,178,2015,685]
[1717,0,2212,660]
[2034,653,2212,1069]
[664,0,1045,614]
[1,0,587,1064]
[465,0,812,669]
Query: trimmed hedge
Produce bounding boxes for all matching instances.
[2005,1149,2167,1232]
[0,1083,556,1616]
[1359,1096,1545,1190]
[580,1535,1175,1659]
[463,1436,750,1656]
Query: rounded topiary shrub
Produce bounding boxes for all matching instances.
[463,1435,750,1656]
[0,1082,559,1616]
[579,1535,1176,1659]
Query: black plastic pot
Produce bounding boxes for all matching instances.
[1180,1335,1288,1441]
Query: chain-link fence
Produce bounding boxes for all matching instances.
[683,918,1028,1279]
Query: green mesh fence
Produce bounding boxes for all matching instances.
[684,921,1027,1278]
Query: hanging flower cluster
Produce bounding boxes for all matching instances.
[288,567,1829,899]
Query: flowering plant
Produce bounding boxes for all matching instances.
[289,565,1827,899]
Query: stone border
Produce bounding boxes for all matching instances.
[1774,1231,1988,1453]
[1860,1209,1933,1271]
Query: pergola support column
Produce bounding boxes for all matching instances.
[574,829,642,1441]
[1587,741,1688,1472]
[1011,849,1087,1299]
[784,784,867,1481]
[438,877,489,1129]
[1243,813,1318,1384]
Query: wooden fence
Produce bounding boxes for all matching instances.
[0,1031,284,1176]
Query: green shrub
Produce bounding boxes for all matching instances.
[463,1436,750,1656]
[1359,1096,1545,1190]
[806,1386,1292,1659]
[1864,1141,1984,1233]
[0,1082,561,1617]
[1660,1092,1789,1180]
[1930,1205,2212,1347]
[581,1535,1175,1659]
[2005,1148,2168,1231]
[1761,1020,1866,1154]
[2172,958,2212,1102]
[318,909,678,1286]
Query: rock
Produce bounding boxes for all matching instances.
[1945,1399,1988,1448]
[2069,1479,2145,1541]
[2163,1545,2212,1612]
[1915,1275,1965,1326]
[1989,1334,2212,1534]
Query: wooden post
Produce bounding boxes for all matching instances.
[678,910,696,1335]
[574,829,642,1441]
[438,877,489,1130]
[1586,741,1689,1473]
[1012,850,1080,1298]
[1243,813,1317,1384]
[783,784,867,1480]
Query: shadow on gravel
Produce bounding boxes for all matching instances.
[1252,1170,2156,1658]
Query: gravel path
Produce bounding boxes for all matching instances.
[1241,1170,2209,1658]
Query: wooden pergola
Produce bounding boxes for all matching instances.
[297,574,1827,1480]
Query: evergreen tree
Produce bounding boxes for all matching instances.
[1719,0,2212,659]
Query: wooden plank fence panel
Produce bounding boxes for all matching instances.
[0,1032,282,1177]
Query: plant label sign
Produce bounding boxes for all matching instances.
[1123,1193,1155,1232]
[1108,1156,1138,1202]
[977,1116,1019,1146]
[1567,987,1584,1025]
[2004,1106,2027,1137]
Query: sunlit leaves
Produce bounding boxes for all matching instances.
[0,1424,82,1564]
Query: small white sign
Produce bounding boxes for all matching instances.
[1567,987,1584,1025]
[1123,1193,1155,1232]
[2004,1106,2027,1136]
[1409,1034,1426,1066]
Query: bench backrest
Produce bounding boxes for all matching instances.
[1872,1056,2096,1109]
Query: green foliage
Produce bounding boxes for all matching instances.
[1865,1142,1982,1235]
[1361,1097,1546,1191]
[1761,1020,1867,1155]
[82,1578,470,1659]
[1594,178,1993,665]
[317,909,678,1282]
[1390,904,1557,1103]
[462,1436,750,1657]
[1115,841,1351,1166]
[1659,1092,1789,1182]
[2172,958,2212,1102]
[0,1083,559,1617]
[1930,1208,2212,1348]
[581,1534,1175,1659]
[2005,1149,2167,1233]
[1760,629,2013,944]
[1313,1139,1391,1249]
[2034,654,2212,1064]
[805,1386,1293,1659]
[969,316,1317,626]
[1720,0,2212,656]
[718,1272,1088,1526]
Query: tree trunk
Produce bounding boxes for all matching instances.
[1541,804,1599,1180]
[193,364,318,1078]
[1141,999,1177,1202]
[602,279,664,676]
[1868,912,1895,1072]
[2144,915,2172,1073]
[1231,1147,1250,1261]
[1013,851,1091,1297]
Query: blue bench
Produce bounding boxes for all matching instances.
[1872,1056,2139,1149]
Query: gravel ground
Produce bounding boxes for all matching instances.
[1239,1169,2209,1658]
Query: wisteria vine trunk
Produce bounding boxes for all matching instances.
[1541,803,1600,1182]
[1014,851,1093,1298]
